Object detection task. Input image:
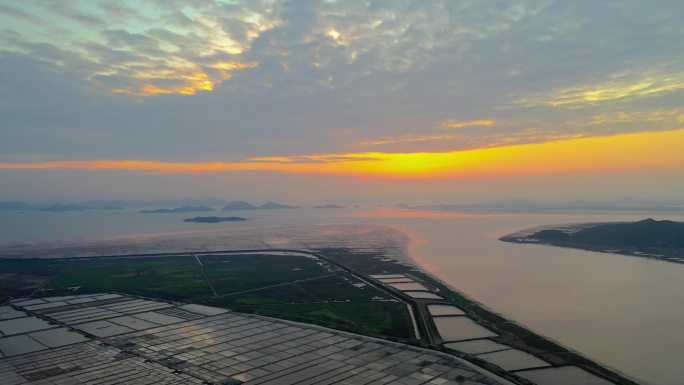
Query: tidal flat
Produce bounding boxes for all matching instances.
[2,208,684,383]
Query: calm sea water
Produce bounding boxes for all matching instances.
[1,208,682,384]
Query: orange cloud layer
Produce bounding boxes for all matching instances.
[437,119,496,130]
[2,129,683,179]
[112,61,258,96]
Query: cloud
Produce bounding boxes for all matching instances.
[589,109,684,126]
[0,4,43,24]
[355,134,463,148]
[2,129,683,180]
[1,1,276,96]
[0,1,552,97]
[353,128,591,153]
[1,0,683,168]
[517,71,684,107]
[109,60,259,96]
[436,119,496,130]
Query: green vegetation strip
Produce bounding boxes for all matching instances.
[45,256,212,300]
[0,252,415,342]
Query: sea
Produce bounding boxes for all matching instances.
[1,207,682,385]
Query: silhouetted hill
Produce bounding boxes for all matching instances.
[531,219,684,248]
[258,201,299,209]
[314,204,345,209]
[183,216,246,223]
[501,219,684,264]
[221,201,258,211]
[140,206,215,214]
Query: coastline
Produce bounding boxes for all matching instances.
[0,218,667,384]
[387,223,642,385]
[499,221,684,265]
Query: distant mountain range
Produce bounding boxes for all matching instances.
[140,206,215,214]
[221,201,299,211]
[6,197,682,214]
[0,200,300,212]
[64,198,232,208]
[413,198,684,213]
[501,218,684,264]
[0,201,124,212]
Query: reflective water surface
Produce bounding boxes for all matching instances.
[1,208,683,384]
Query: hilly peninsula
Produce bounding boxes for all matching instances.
[500,218,684,264]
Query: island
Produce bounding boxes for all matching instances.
[500,218,684,264]
[314,204,345,209]
[258,201,299,209]
[140,206,215,214]
[221,201,299,210]
[183,216,247,223]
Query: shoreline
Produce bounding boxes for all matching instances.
[0,221,657,384]
[500,220,684,265]
[387,223,642,385]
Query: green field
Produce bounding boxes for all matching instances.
[0,259,68,302]
[199,269,412,339]
[45,256,212,300]
[0,252,415,341]
[209,300,414,340]
[199,253,339,294]
[296,274,391,302]
[214,284,316,305]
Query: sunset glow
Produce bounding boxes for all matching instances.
[3,129,682,179]
[111,61,258,96]
[2,3,683,383]
[2,1,683,201]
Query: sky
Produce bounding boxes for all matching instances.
[0,0,683,204]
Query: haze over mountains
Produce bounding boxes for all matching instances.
[2,197,684,213]
[0,201,124,212]
[0,200,301,212]
[414,198,684,213]
[140,206,215,214]
[314,204,346,209]
[221,201,300,210]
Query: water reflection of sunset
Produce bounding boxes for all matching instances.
[337,208,506,219]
